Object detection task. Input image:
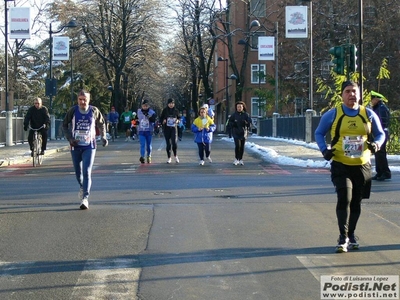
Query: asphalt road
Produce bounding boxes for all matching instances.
[0,133,399,300]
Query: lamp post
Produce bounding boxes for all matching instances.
[238,20,279,114]
[218,57,229,122]
[4,0,14,146]
[48,20,77,140]
[70,38,93,105]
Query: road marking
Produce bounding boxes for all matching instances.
[260,164,291,175]
[70,258,140,299]
[0,259,140,299]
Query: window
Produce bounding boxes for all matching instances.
[251,64,266,84]
[250,31,265,50]
[250,0,266,17]
[251,97,266,117]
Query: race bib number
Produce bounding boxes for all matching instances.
[125,116,131,122]
[140,118,150,129]
[343,136,364,158]
[74,130,91,146]
[167,117,176,127]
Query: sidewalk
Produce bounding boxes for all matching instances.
[0,139,69,167]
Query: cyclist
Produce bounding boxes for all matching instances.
[120,106,133,141]
[107,106,119,136]
[23,97,50,156]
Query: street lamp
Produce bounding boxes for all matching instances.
[47,19,77,140]
[239,21,279,114]
[70,38,93,104]
[218,57,228,122]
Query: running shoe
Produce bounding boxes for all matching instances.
[147,156,151,163]
[175,156,179,163]
[233,159,239,165]
[139,157,145,164]
[167,157,172,164]
[207,156,212,163]
[80,197,89,210]
[348,234,359,250]
[199,160,205,165]
[239,160,244,165]
[335,234,349,253]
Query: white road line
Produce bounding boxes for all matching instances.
[70,258,140,300]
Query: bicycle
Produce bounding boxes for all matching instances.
[110,122,118,142]
[29,125,44,167]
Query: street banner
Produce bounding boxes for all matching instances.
[285,6,308,38]
[258,36,275,61]
[9,7,31,39]
[53,36,70,60]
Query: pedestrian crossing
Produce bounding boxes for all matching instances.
[0,258,140,299]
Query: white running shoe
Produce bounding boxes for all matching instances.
[239,160,244,165]
[80,197,89,210]
[199,160,205,165]
[167,157,172,164]
[78,187,83,200]
[175,156,179,163]
[207,156,212,163]
[233,159,239,165]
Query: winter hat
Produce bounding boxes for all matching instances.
[167,98,174,104]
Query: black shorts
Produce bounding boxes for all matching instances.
[330,161,372,199]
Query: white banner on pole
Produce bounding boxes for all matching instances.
[9,7,31,39]
[285,6,308,39]
[258,36,275,61]
[53,36,70,61]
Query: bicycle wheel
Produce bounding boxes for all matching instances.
[38,136,43,166]
[33,139,39,167]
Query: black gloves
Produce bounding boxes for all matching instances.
[366,141,379,154]
[102,138,108,147]
[68,138,79,147]
[322,148,335,161]
[24,126,28,131]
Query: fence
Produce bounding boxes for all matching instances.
[0,117,64,145]
[258,110,322,143]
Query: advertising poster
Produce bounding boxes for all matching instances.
[9,7,31,39]
[53,36,70,60]
[286,6,308,39]
[258,36,275,61]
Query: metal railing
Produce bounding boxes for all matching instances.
[0,117,64,145]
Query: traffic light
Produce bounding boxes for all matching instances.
[329,46,345,75]
[348,44,358,73]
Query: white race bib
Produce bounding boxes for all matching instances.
[342,136,364,158]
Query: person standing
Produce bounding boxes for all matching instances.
[137,99,156,163]
[160,98,180,163]
[120,107,133,141]
[23,97,50,156]
[62,90,108,210]
[370,91,391,181]
[191,107,216,165]
[315,81,385,253]
[227,101,252,165]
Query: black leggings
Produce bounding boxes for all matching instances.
[234,138,246,160]
[331,161,371,235]
[164,128,177,158]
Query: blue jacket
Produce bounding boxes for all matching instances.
[191,116,216,144]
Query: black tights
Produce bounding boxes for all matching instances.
[234,138,245,160]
